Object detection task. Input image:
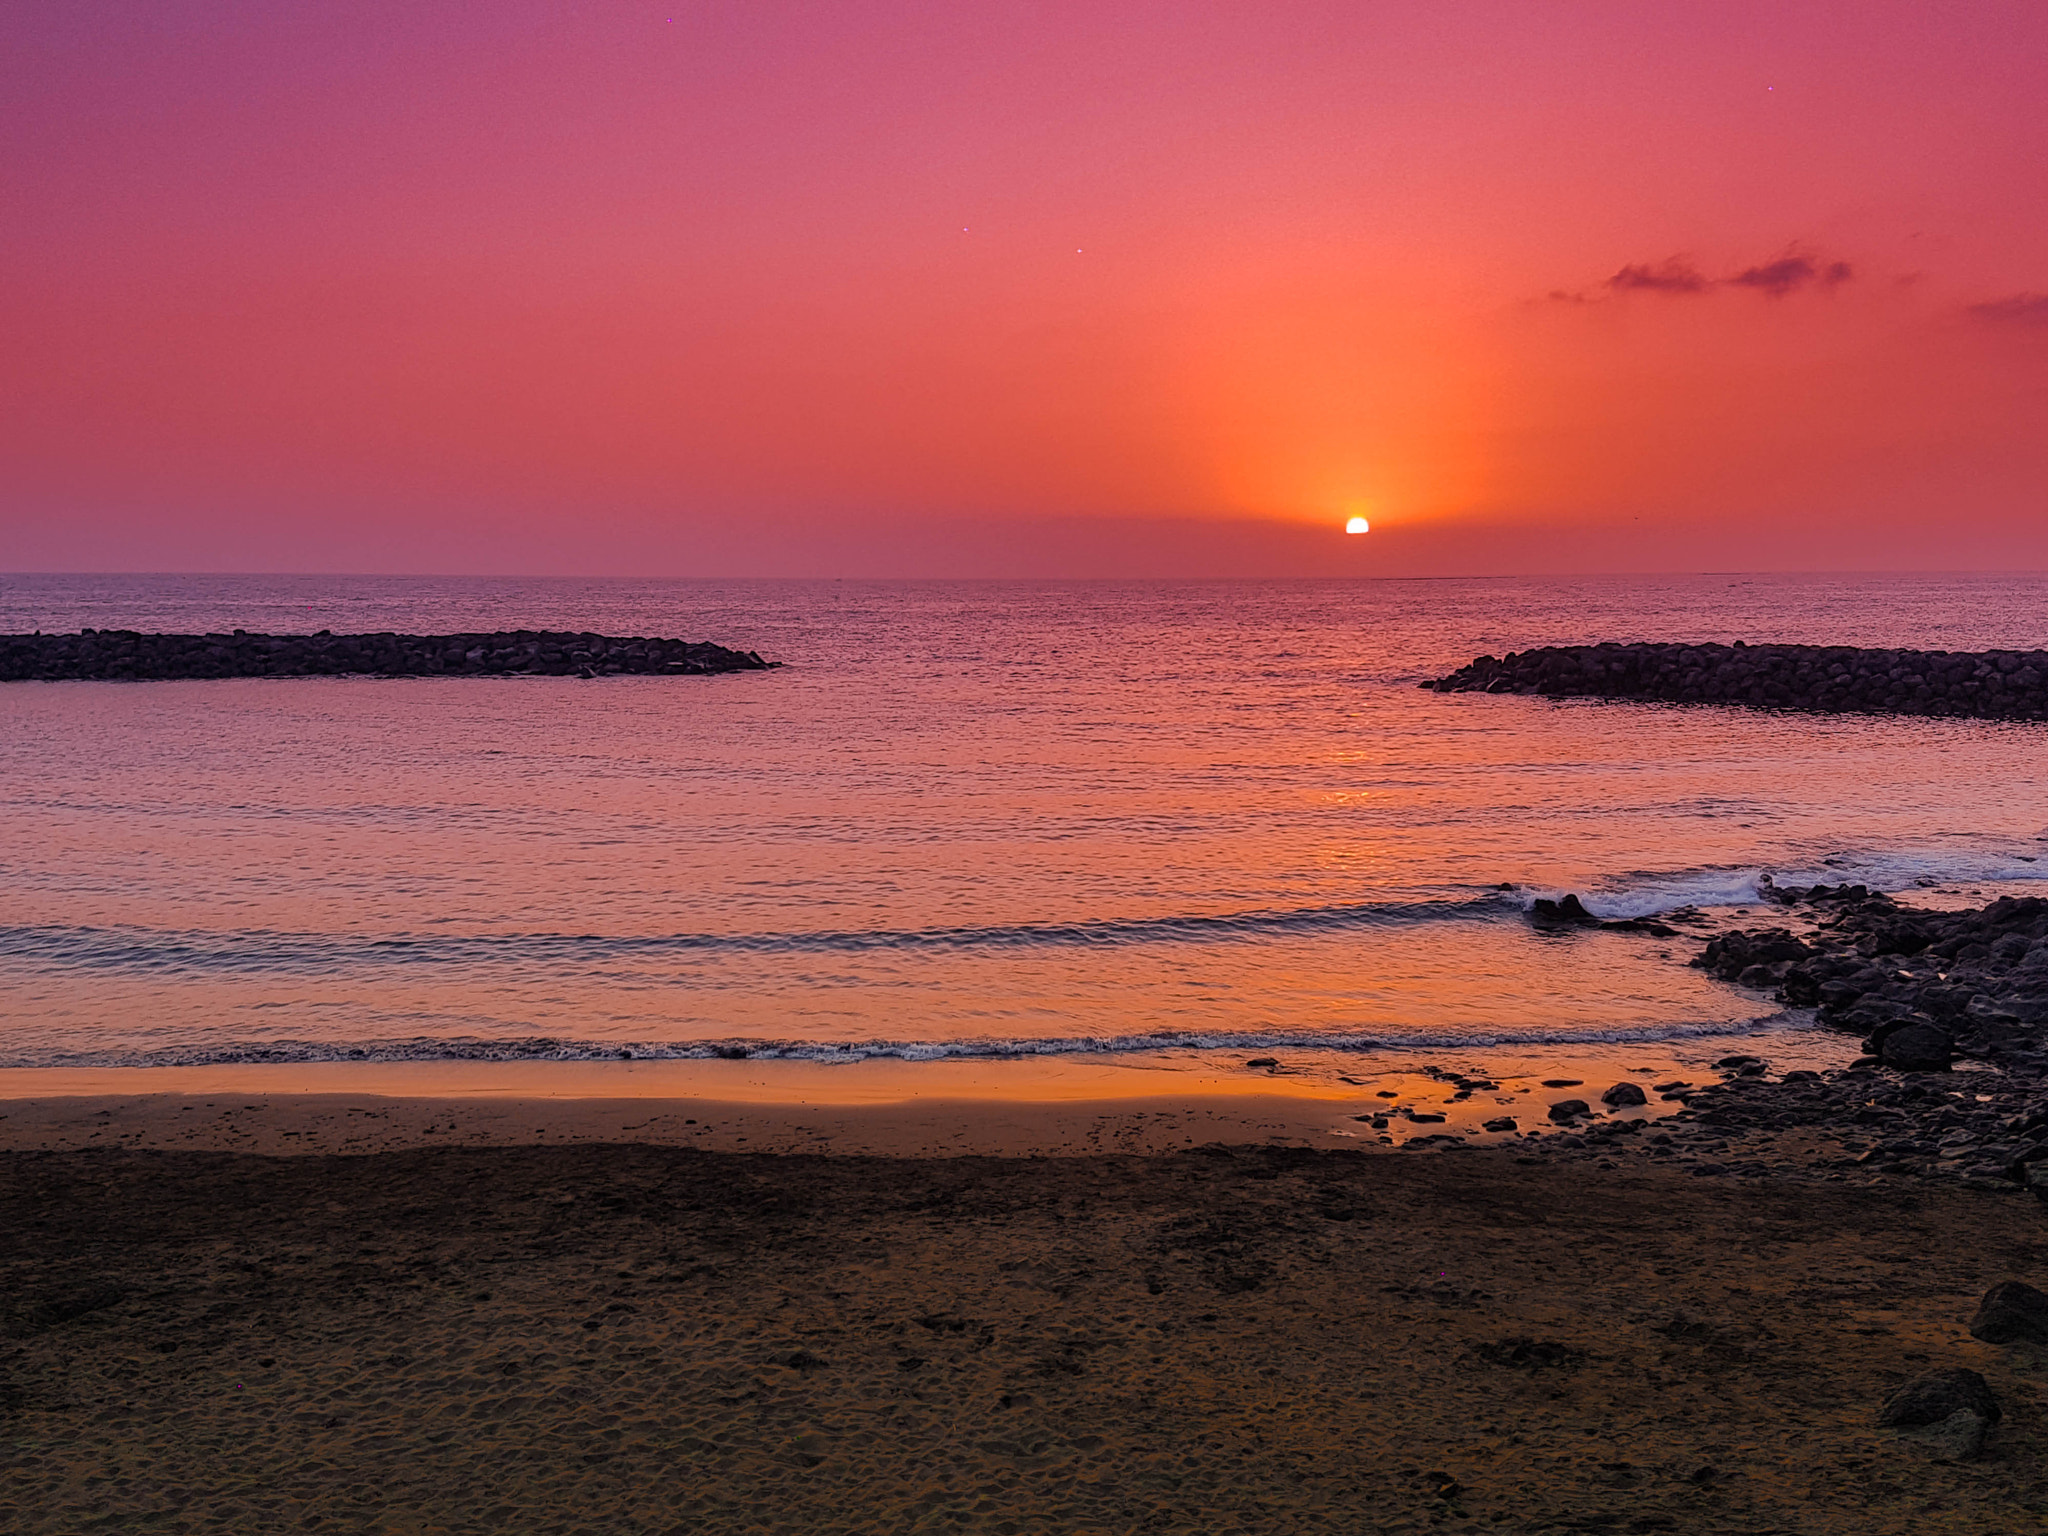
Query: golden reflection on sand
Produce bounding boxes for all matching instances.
[0,1033,1861,1159]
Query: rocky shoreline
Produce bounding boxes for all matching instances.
[0,629,778,681]
[1514,885,2048,1202]
[1425,642,2048,720]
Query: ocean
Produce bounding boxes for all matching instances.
[4,571,2045,1082]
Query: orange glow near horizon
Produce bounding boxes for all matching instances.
[1,2,2045,577]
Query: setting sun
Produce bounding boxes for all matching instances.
[1345,516,1371,534]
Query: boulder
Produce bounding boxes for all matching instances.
[1600,915,1679,937]
[1899,1409,1991,1460]
[1600,1082,1648,1108]
[1530,894,1600,928]
[1698,932,1812,980]
[1546,1099,1591,1122]
[1876,1368,2000,1428]
[1876,1022,1954,1072]
[1968,1280,2048,1346]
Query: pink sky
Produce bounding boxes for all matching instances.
[2,1,2044,576]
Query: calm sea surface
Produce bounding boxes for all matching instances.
[3,573,2045,1074]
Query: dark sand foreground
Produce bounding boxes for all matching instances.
[6,1130,2047,1535]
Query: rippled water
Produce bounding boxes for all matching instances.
[3,572,2046,1072]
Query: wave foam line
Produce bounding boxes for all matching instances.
[10,848,2041,979]
[0,894,1519,977]
[1562,847,2048,920]
[0,1015,1808,1071]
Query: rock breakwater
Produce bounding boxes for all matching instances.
[1425,642,2048,720]
[0,630,778,681]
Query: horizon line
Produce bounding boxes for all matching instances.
[6,568,2048,584]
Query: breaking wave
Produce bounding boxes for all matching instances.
[0,893,1521,979]
[5,842,2042,983]
[1554,845,2048,920]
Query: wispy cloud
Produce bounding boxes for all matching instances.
[1605,259,1711,294]
[1729,255,1854,296]
[1550,248,1855,304]
[1968,292,2048,326]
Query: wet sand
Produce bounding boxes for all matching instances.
[0,1088,1355,1160]
[5,1095,2047,1534]
[0,1032,1803,1160]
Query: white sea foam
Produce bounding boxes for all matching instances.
[10,844,2046,981]
[1526,845,2048,921]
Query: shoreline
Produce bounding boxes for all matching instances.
[2,1058,2030,1194]
[0,1026,1848,1158]
[7,876,2044,1186]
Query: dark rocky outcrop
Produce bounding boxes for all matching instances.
[1499,884,2048,1196]
[1425,642,2048,721]
[1876,1368,2001,1428]
[1872,1020,1954,1072]
[0,630,778,681]
[1968,1281,2048,1346]
[1644,1044,2048,1194]
[1529,894,1678,937]
[1696,887,2048,1075]
[1530,893,1602,927]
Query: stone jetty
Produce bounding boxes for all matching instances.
[0,630,778,682]
[1425,642,2048,720]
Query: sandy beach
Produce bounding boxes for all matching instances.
[5,1086,2047,1535]
[0,1086,1352,1161]
[0,1027,1829,1159]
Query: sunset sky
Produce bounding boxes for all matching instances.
[3,1,2044,577]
